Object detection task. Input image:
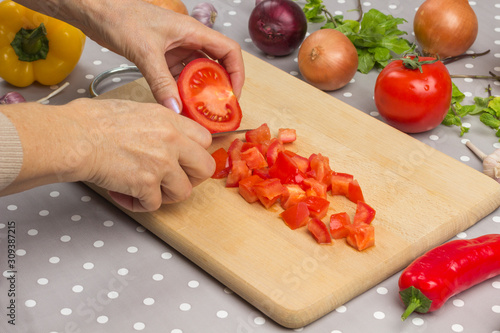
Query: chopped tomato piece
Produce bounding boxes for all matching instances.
[240,146,268,170]
[278,128,297,143]
[238,175,265,203]
[268,151,306,185]
[330,172,354,196]
[211,147,229,179]
[253,178,285,209]
[253,167,270,180]
[266,138,284,167]
[227,138,244,167]
[346,223,375,251]
[308,153,333,185]
[280,201,310,230]
[303,178,328,199]
[226,160,251,188]
[245,123,271,144]
[347,179,365,203]
[280,184,307,210]
[353,201,376,225]
[301,196,330,219]
[307,217,332,244]
[329,212,351,239]
[283,150,309,173]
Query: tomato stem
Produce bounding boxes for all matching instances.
[400,55,439,73]
[442,49,490,65]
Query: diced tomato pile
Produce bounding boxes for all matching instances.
[211,123,376,251]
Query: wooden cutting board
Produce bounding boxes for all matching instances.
[88,51,500,328]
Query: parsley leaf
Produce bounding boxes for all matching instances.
[302,1,414,73]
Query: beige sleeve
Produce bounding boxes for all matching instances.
[0,111,23,191]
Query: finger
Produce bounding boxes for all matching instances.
[176,115,213,149]
[160,163,194,204]
[178,142,216,188]
[136,54,183,114]
[108,190,163,212]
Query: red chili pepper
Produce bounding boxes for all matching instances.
[398,234,500,321]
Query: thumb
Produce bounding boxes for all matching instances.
[137,57,183,114]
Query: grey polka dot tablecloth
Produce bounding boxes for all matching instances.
[1,0,500,332]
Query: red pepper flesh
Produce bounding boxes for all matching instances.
[398,234,500,321]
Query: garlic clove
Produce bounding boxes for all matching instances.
[0,91,26,104]
[482,149,500,183]
[191,2,218,28]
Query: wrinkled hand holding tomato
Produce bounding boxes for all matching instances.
[177,58,242,133]
[374,56,452,134]
[0,0,86,87]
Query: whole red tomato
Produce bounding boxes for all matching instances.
[374,56,452,133]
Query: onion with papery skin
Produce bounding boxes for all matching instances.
[414,0,478,58]
[298,29,358,91]
[248,0,307,56]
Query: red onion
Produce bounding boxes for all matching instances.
[0,92,26,104]
[248,0,307,56]
[191,2,218,28]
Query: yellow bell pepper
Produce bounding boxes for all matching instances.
[0,0,86,87]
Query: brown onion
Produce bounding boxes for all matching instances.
[414,0,478,59]
[142,0,189,15]
[298,29,358,91]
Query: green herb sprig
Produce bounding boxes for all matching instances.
[442,83,500,141]
[303,0,414,73]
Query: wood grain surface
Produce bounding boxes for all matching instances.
[88,51,500,328]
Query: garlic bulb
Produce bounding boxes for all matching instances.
[191,3,218,28]
[0,92,26,104]
[483,149,500,183]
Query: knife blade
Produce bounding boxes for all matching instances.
[211,129,252,138]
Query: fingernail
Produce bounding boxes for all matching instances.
[165,97,182,114]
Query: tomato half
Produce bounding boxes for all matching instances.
[178,58,242,133]
[374,56,452,133]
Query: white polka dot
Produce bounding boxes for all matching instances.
[370,111,379,117]
[117,268,129,276]
[462,122,471,128]
[388,4,397,9]
[452,324,464,332]
[101,48,109,52]
[362,2,371,6]
[412,317,424,326]
[60,235,71,242]
[223,22,232,27]
[216,310,228,318]
[103,220,114,227]
[492,216,500,223]
[85,74,95,80]
[223,287,233,294]
[254,316,265,325]
[93,60,102,65]
[97,315,108,324]
[136,226,146,232]
[127,246,138,254]
[429,134,439,141]
[16,249,26,256]
[373,311,385,319]
[71,215,81,221]
[39,210,49,216]
[143,298,155,305]
[343,92,352,97]
[94,240,104,248]
[453,299,464,307]
[171,329,183,333]
[493,305,500,313]
[83,262,94,270]
[161,252,172,259]
[61,308,72,316]
[0,223,4,229]
[111,77,121,83]
[460,155,470,162]
[464,91,473,97]
[81,196,91,202]
[133,322,145,330]
[77,88,86,94]
[37,278,48,285]
[228,10,236,15]
[180,303,191,311]
[25,300,36,307]
[290,71,299,76]
[152,274,164,281]
[244,38,252,43]
[492,281,500,289]
[465,63,474,69]
[49,256,60,264]
[464,78,473,83]
[188,280,199,288]
[376,287,388,295]
[28,229,38,236]
[49,191,60,197]
[456,232,467,239]
[107,291,119,299]
[335,305,347,313]
[7,204,17,211]
[72,285,83,293]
